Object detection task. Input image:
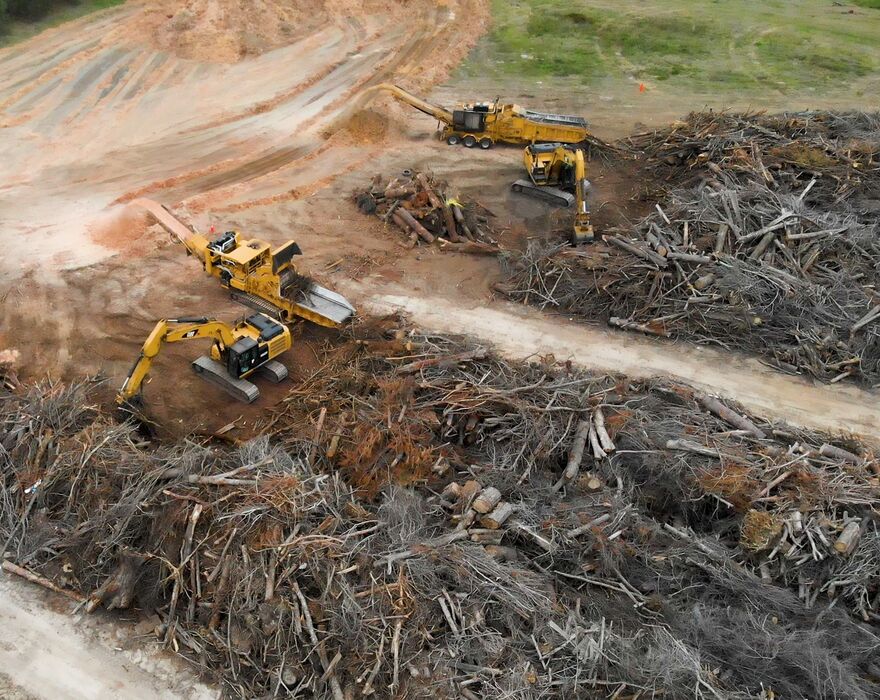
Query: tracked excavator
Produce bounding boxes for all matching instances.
[117,313,292,406]
[371,84,590,148]
[512,143,594,244]
[132,199,355,327]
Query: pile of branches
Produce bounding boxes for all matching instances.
[1,324,878,698]
[503,110,880,385]
[355,170,501,255]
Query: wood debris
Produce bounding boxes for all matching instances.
[0,320,877,699]
[355,170,503,254]
[502,110,880,385]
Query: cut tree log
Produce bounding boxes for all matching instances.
[438,239,499,255]
[553,418,591,492]
[395,208,434,243]
[820,444,863,465]
[697,393,766,439]
[666,439,721,458]
[479,502,514,529]
[473,487,502,514]
[605,236,669,268]
[835,521,861,555]
[457,480,482,513]
[468,528,504,545]
[397,349,487,374]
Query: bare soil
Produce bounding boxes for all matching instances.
[0,575,216,699]
[1,0,879,693]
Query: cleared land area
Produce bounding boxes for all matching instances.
[0,1,878,698]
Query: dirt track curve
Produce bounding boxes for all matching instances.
[0,0,486,276]
[361,287,880,443]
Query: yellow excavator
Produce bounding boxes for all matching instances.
[117,313,292,406]
[132,199,355,328]
[370,84,590,148]
[512,143,594,243]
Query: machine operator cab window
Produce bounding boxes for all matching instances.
[452,99,499,133]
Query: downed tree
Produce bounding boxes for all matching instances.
[0,324,877,699]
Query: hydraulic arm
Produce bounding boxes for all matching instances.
[118,313,292,405]
[512,144,594,243]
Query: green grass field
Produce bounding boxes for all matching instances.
[0,0,126,48]
[458,0,880,96]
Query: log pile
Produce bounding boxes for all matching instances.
[0,322,878,699]
[355,170,502,254]
[502,110,880,385]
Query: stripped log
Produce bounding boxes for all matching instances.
[593,407,615,453]
[697,393,766,439]
[588,423,606,460]
[553,418,591,491]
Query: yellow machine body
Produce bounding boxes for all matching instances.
[117,313,292,404]
[519,144,594,243]
[185,230,354,326]
[373,84,590,148]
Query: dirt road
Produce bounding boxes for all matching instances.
[360,287,880,442]
[0,575,217,699]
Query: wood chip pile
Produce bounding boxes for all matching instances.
[502,110,880,385]
[1,320,878,699]
[355,170,502,255]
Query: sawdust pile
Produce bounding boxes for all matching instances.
[124,0,486,64]
[129,0,327,62]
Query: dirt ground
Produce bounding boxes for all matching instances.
[0,575,216,699]
[1,0,879,694]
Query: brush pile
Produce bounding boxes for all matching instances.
[502,110,880,385]
[355,170,502,254]
[1,321,878,699]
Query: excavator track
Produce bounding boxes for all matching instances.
[256,360,288,383]
[229,288,355,327]
[230,291,286,319]
[191,357,260,403]
[511,180,575,207]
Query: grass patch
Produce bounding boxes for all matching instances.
[0,0,127,48]
[457,0,880,96]
[852,0,880,9]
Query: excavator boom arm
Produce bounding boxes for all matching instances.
[118,317,238,402]
[372,83,453,124]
